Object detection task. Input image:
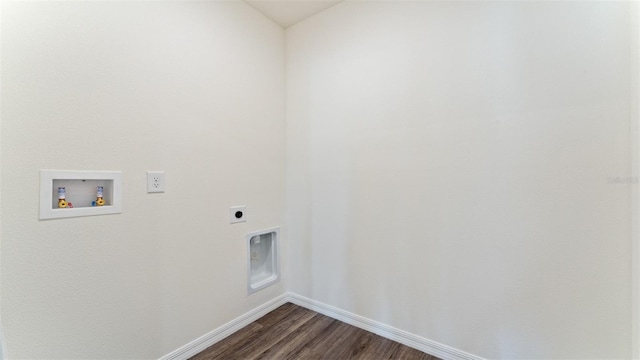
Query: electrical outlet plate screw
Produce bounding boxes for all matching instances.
[147,171,165,193]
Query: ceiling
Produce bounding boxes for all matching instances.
[244,0,343,28]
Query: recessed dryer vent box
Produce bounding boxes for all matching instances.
[40,170,122,220]
[247,227,279,294]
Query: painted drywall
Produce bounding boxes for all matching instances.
[0,0,4,358]
[632,1,640,358]
[244,0,342,28]
[286,1,633,358]
[1,1,285,358]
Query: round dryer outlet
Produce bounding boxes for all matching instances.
[230,206,247,223]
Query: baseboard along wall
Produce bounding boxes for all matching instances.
[159,294,290,360]
[159,292,485,360]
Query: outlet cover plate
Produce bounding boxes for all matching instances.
[147,171,165,193]
[230,205,247,223]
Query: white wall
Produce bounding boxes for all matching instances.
[0,1,285,358]
[632,1,640,357]
[286,2,633,359]
[2,1,637,359]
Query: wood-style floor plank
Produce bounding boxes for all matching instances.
[192,322,264,360]
[261,313,336,359]
[209,306,316,360]
[192,303,300,360]
[190,303,441,360]
[352,337,402,360]
[298,320,361,359]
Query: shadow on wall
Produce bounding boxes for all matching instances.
[0,324,5,360]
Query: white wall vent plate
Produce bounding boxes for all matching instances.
[247,227,280,294]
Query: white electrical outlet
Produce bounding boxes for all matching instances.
[147,171,165,193]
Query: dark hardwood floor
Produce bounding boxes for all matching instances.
[190,303,441,360]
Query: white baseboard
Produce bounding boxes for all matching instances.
[160,292,484,360]
[287,293,484,360]
[159,293,289,360]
